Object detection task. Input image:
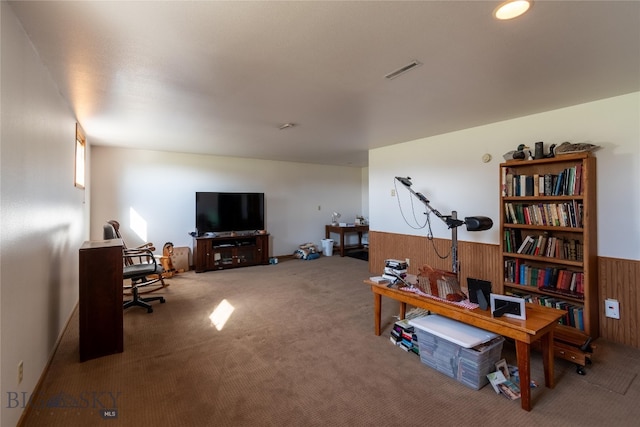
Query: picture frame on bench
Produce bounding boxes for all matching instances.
[490,293,526,320]
[467,278,492,308]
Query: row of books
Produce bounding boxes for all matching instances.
[502,164,582,197]
[390,319,419,356]
[504,230,583,261]
[504,201,583,228]
[506,291,585,331]
[504,259,585,298]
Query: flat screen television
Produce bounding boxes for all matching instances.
[196,192,265,235]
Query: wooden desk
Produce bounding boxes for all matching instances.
[79,239,124,362]
[325,224,368,257]
[365,280,564,411]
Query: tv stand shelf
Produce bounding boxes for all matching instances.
[193,234,269,273]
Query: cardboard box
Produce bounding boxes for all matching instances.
[171,246,190,272]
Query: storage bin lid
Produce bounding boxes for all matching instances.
[408,315,499,348]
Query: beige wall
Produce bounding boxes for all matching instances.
[369,92,640,260]
[1,3,89,426]
[89,146,365,259]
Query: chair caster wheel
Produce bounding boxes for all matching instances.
[160,298,166,303]
[147,308,153,313]
[576,365,586,375]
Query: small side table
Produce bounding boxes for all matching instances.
[325,224,369,257]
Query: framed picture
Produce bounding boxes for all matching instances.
[490,293,526,320]
[495,358,510,380]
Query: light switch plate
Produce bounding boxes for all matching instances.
[605,298,620,319]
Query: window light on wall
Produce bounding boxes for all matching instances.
[74,123,86,189]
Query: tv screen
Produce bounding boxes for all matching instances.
[196,192,264,235]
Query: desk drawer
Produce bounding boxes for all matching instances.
[554,341,588,366]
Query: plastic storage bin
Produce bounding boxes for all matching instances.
[409,315,504,390]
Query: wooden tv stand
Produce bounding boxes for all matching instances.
[193,233,269,273]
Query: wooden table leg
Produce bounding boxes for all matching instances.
[541,330,555,388]
[515,340,532,411]
[399,301,407,320]
[374,292,382,336]
[340,231,346,257]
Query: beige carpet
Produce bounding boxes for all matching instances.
[18,256,640,426]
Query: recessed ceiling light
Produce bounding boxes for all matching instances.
[278,123,295,130]
[494,0,532,20]
[385,60,422,80]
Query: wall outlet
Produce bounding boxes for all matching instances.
[18,360,23,384]
[605,298,620,319]
[391,189,396,197]
[405,258,410,266]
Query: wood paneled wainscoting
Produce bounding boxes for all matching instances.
[599,256,640,348]
[368,231,640,349]
[368,230,502,295]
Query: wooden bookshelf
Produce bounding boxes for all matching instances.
[498,152,598,374]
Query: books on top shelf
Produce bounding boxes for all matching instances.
[502,164,583,197]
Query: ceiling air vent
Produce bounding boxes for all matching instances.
[385,60,422,80]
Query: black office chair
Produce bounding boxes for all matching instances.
[103,222,166,313]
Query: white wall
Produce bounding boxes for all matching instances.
[0,3,89,426]
[90,146,365,258]
[370,92,640,261]
[361,167,369,219]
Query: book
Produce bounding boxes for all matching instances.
[574,163,583,195]
[544,174,554,195]
[502,168,508,196]
[525,175,534,196]
[538,174,545,196]
[498,380,522,400]
[487,369,521,400]
[495,358,510,379]
[508,203,518,224]
[517,235,534,254]
[487,370,507,394]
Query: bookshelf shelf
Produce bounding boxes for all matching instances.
[499,152,598,373]
[501,253,583,268]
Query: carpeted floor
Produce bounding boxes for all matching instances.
[18,256,640,427]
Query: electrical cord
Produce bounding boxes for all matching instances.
[394,178,450,261]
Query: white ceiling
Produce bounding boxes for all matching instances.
[9,1,640,167]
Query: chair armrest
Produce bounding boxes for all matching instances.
[134,242,156,251]
[123,248,158,267]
